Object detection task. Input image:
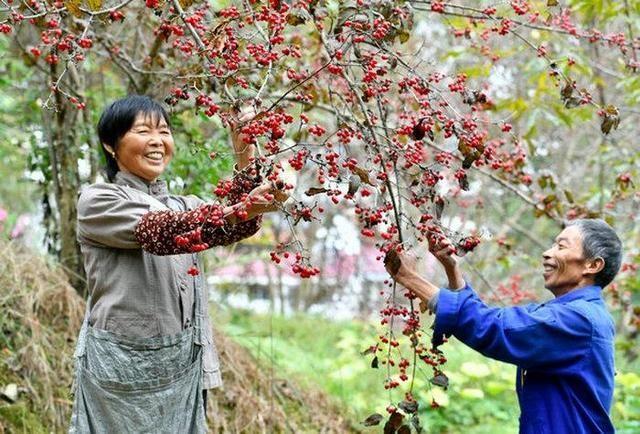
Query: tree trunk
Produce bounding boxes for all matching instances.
[48,83,85,295]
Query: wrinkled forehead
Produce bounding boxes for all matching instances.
[555,225,584,248]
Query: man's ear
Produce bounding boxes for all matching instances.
[584,257,605,278]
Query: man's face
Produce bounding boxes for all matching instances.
[542,226,590,295]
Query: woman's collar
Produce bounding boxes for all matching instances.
[114,171,168,197]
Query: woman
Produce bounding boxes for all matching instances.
[69,95,284,433]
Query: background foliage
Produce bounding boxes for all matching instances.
[1,0,639,432]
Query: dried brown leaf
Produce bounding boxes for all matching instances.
[383,250,401,276]
[348,175,361,196]
[430,373,449,389]
[362,413,384,426]
[287,8,308,26]
[398,400,418,414]
[305,187,330,196]
[601,105,620,135]
[384,412,404,433]
[561,81,574,99]
[434,196,445,220]
[371,355,379,369]
[354,166,374,185]
[397,425,411,434]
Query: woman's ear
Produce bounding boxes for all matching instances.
[103,144,116,159]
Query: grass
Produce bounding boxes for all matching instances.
[219,305,640,433]
[217,306,520,433]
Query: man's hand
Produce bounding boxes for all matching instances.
[384,249,417,287]
[428,233,466,290]
[428,234,458,271]
[384,249,438,314]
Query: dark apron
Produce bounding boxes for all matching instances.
[68,281,207,433]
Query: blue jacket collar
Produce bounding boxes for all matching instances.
[547,285,602,305]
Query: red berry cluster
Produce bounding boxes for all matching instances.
[166,86,190,106]
[307,124,326,137]
[68,96,86,110]
[327,63,343,74]
[372,18,391,40]
[174,228,210,253]
[238,111,294,145]
[420,348,447,368]
[482,7,497,16]
[488,275,537,304]
[288,149,308,171]
[290,252,319,279]
[109,10,125,22]
[195,94,220,117]
[213,179,234,198]
[218,5,241,19]
[292,205,314,222]
[510,0,530,16]
[431,2,445,13]
[448,73,468,93]
[247,43,280,66]
[156,20,185,40]
[456,235,481,254]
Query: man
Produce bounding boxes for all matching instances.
[385,219,622,434]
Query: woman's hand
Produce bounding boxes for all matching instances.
[228,106,259,170]
[242,182,289,219]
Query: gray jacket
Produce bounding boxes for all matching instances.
[77,171,225,389]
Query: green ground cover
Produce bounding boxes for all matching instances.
[219,306,640,433]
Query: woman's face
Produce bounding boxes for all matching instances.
[111,112,174,183]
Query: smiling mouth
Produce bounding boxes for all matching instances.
[543,263,557,277]
[144,152,164,163]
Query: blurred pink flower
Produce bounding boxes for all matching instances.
[10,214,30,239]
[0,208,7,223]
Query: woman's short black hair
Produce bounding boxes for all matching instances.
[97,95,171,182]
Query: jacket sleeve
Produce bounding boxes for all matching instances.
[134,168,264,255]
[433,283,592,373]
[134,205,261,255]
[77,184,152,249]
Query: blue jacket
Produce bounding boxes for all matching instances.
[433,284,615,433]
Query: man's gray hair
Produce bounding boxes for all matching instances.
[565,219,623,288]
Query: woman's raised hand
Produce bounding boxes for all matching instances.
[228,105,259,169]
